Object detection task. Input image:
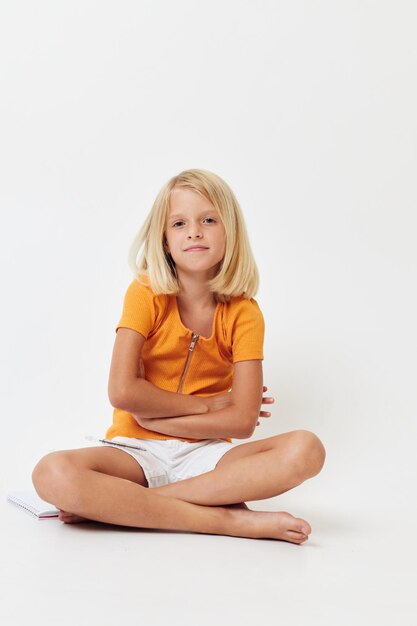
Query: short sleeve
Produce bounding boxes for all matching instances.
[115,279,156,338]
[231,298,265,363]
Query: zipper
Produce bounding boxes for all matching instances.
[177,332,199,393]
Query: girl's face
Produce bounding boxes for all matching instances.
[164,186,226,281]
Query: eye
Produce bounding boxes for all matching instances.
[172,220,185,228]
[203,217,216,224]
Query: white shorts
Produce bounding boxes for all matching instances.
[101,436,240,488]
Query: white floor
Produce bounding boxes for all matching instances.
[2,463,415,626]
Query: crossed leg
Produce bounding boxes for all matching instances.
[152,430,325,506]
[32,430,325,544]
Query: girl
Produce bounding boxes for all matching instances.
[32,168,325,544]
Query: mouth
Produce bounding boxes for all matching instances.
[184,246,209,251]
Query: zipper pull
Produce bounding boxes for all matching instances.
[189,332,199,351]
[177,333,200,394]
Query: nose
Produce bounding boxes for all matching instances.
[186,222,203,239]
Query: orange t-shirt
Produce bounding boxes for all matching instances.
[105,275,264,443]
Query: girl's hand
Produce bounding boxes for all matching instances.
[205,386,275,425]
[135,415,152,429]
[204,390,233,413]
[256,385,275,426]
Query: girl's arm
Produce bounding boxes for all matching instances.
[136,360,269,439]
[108,328,209,418]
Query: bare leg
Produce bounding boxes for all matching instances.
[53,445,150,524]
[32,446,312,544]
[152,430,326,506]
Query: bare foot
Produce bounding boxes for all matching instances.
[58,510,91,524]
[57,505,311,544]
[228,509,312,544]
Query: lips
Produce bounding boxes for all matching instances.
[184,246,209,251]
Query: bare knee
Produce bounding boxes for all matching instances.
[289,430,326,480]
[32,451,82,508]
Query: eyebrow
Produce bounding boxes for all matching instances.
[168,211,219,221]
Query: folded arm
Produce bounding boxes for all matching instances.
[108,328,209,418]
[108,328,271,439]
[136,360,266,439]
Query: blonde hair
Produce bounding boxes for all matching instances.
[128,168,259,302]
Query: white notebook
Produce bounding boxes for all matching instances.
[7,489,60,519]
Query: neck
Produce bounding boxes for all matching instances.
[175,271,217,311]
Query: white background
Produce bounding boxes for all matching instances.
[0,1,416,624]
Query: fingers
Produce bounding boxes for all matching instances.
[261,387,275,403]
[257,413,271,424]
[257,410,272,425]
[260,388,274,420]
[258,382,274,423]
